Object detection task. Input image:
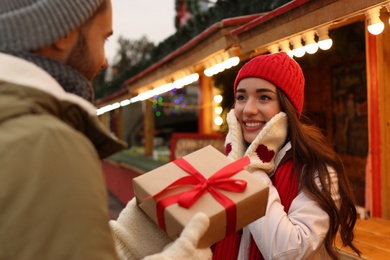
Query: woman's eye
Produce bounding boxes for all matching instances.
[259,95,271,101]
[236,95,245,101]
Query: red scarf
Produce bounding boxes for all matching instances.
[212,159,299,260]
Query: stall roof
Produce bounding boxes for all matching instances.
[233,0,387,54]
[95,0,310,107]
[95,0,387,107]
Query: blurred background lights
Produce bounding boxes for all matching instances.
[214,94,223,103]
[214,106,223,115]
[214,116,223,126]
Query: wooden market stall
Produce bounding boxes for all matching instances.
[97,0,390,257]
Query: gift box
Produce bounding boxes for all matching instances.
[133,145,269,248]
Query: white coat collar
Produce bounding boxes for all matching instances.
[0,52,97,116]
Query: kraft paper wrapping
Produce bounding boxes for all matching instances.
[133,145,269,248]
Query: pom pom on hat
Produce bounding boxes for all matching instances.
[234,52,305,117]
[0,0,104,51]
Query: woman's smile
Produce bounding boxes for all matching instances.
[242,120,265,131]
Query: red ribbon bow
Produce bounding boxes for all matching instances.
[146,155,250,236]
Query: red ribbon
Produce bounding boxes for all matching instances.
[146,156,250,236]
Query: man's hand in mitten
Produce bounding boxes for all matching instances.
[109,198,172,259]
[144,212,212,260]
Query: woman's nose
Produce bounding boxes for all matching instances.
[243,98,258,116]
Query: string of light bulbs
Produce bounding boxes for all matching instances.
[267,25,333,58]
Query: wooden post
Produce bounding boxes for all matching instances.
[198,72,213,134]
[143,100,154,157]
[117,107,124,140]
[369,17,390,219]
[365,15,390,218]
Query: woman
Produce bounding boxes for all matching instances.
[212,52,360,259]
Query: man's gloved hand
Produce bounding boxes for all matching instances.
[109,198,172,259]
[110,198,212,260]
[225,110,288,174]
[144,212,212,260]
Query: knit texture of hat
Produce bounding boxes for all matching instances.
[234,52,305,117]
[0,0,104,51]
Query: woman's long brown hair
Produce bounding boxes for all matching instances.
[277,90,361,259]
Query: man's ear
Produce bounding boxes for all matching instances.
[35,29,79,62]
[53,30,79,51]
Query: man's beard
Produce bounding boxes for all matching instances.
[66,33,96,82]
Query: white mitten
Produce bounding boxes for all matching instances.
[144,212,212,260]
[225,110,288,174]
[225,108,247,161]
[109,198,172,260]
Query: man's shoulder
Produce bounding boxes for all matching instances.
[0,107,95,157]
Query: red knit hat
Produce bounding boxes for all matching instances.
[234,52,305,117]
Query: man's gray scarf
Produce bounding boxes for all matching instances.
[3,51,93,102]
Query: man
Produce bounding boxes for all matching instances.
[0,0,211,259]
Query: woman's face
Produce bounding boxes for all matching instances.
[234,77,281,143]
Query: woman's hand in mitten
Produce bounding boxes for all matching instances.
[244,112,288,174]
[143,212,212,260]
[225,110,288,174]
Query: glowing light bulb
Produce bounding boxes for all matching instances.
[214,94,223,103]
[214,116,223,126]
[278,40,293,58]
[302,31,318,54]
[316,26,333,50]
[365,7,384,35]
[290,35,305,58]
[214,106,223,115]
